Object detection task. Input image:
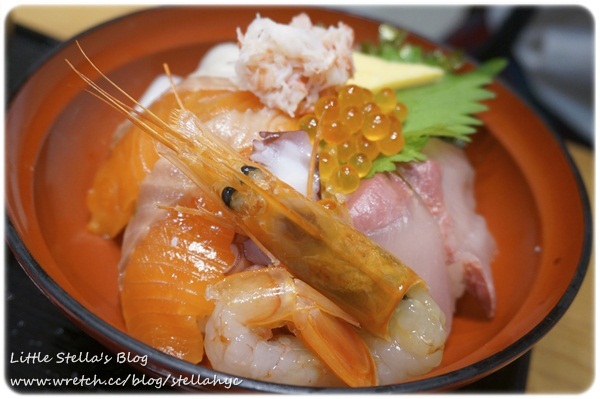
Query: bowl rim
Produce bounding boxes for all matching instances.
[5,205,593,393]
[5,5,593,393]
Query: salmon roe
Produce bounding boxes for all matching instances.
[306,84,408,195]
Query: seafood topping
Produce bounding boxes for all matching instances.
[205,267,377,387]
[299,84,409,196]
[347,171,456,331]
[398,139,497,316]
[72,9,502,388]
[236,13,354,117]
[250,130,319,198]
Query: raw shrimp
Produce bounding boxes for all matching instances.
[204,266,376,387]
[68,47,447,385]
[86,75,297,238]
[360,286,446,385]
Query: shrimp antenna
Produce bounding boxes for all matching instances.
[68,43,324,245]
[70,41,185,147]
[66,58,181,153]
[306,130,321,199]
[163,63,185,111]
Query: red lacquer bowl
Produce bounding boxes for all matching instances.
[5,6,591,392]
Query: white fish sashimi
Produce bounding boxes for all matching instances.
[191,42,239,79]
[347,173,455,331]
[251,134,457,329]
[400,139,497,317]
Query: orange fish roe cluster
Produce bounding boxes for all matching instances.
[299,85,408,195]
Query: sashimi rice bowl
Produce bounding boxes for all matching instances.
[5,7,591,392]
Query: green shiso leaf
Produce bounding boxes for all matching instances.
[367,58,507,177]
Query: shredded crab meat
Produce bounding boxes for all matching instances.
[235,13,355,117]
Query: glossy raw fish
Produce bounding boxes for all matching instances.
[120,194,238,363]
[399,139,496,317]
[347,173,455,330]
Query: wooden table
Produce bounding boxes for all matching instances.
[527,141,594,393]
[8,5,595,393]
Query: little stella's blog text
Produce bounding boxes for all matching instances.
[10,351,147,366]
[9,351,244,389]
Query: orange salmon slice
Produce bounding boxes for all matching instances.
[120,196,237,363]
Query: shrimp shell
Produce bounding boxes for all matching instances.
[68,46,429,340]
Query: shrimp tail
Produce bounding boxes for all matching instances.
[206,267,377,387]
[292,280,377,387]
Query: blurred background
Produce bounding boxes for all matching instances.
[339,5,594,146]
[5,4,594,394]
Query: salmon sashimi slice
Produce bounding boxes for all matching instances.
[86,76,298,238]
[120,195,238,363]
[117,158,199,278]
[86,123,161,238]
